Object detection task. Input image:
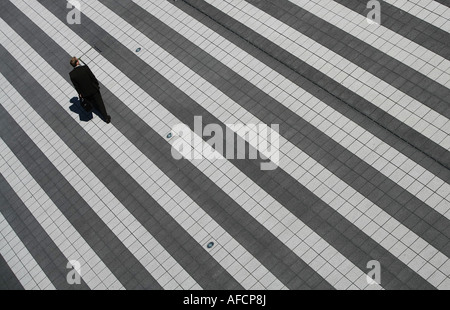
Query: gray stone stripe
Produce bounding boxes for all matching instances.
[178,0,450,175]
[0,253,24,290]
[5,0,244,290]
[137,0,450,255]
[334,0,450,60]
[0,47,163,290]
[0,172,87,290]
[82,0,435,289]
[43,0,332,289]
[245,0,450,118]
[0,194,25,291]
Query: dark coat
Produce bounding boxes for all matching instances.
[69,65,100,97]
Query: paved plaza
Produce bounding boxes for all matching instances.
[0,0,449,290]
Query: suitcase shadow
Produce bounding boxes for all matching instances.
[69,97,103,122]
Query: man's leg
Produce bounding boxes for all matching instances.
[91,91,111,123]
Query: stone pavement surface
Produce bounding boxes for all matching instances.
[0,0,449,290]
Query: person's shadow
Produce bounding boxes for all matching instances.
[69,97,103,122]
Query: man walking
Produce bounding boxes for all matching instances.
[69,57,111,123]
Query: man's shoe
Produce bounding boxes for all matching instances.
[105,116,111,124]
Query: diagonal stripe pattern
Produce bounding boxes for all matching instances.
[0,0,449,290]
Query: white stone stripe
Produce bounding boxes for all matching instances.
[73,0,379,290]
[0,138,122,290]
[288,0,450,88]
[73,0,448,289]
[0,211,56,290]
[136,0,450,237]
[2,5,283,290]
[204,0,450,150]
[384,0,450,33]
[0,73,197,290]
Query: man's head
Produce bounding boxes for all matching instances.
[70,57,80,68]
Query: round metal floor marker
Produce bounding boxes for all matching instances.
[167,133,173,139]
[207,242,214,249]
[136,47,141,52]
